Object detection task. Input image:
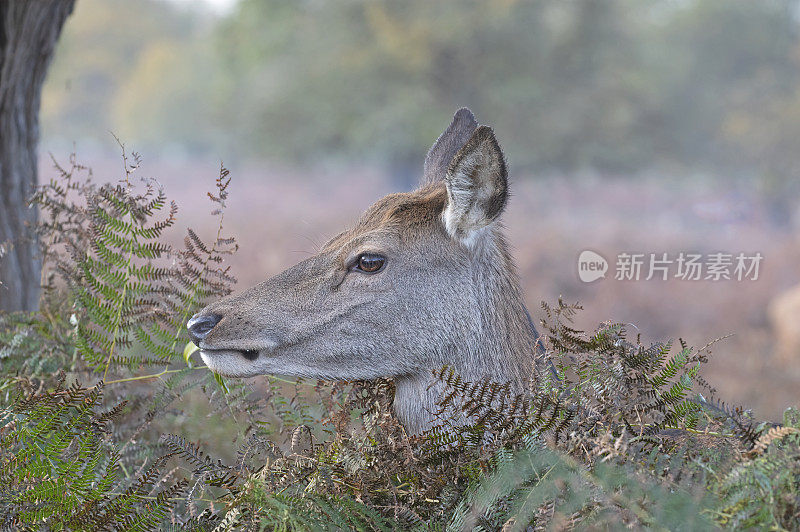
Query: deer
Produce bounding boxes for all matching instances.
[187,108,548,434]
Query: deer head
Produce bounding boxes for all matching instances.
[187,108,542,433]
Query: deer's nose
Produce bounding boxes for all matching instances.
[187,313,222,345]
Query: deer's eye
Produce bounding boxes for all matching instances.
[354,253,385,273]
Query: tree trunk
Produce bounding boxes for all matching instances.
[0,0,75,311]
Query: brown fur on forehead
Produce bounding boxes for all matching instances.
[323,185,447,250]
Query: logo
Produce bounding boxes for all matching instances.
[578,250,608,283]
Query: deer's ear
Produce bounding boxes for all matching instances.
[442,125,508,245]
[422,108,478,185]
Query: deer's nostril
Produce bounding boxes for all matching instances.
[241,350,259,361]
[187,314,222,344]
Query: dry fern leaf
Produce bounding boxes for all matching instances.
[749,426,800,457]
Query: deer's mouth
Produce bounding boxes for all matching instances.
[200,347,260,361]
[197,347,271,378]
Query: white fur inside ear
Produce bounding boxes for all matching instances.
[442,151,494,247]
[442,203,492,249]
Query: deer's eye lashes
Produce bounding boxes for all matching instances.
[351,253,386,274]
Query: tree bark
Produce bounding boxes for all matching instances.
[0,0,75,311]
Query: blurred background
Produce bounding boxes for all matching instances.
[40,0,800,419]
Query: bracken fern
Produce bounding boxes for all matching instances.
[1,149,798,530]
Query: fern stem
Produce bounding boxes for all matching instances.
[104,368,303,386]
[665,425,736,438]
[629,424,737,439]
[102,239,135,382]
[104,491,218,504]
[104,366,210,384]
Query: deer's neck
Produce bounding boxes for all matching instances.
[394,235,539,434]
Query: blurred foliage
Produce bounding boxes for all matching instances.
[42,0,215,154]
[43,0,800,188]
